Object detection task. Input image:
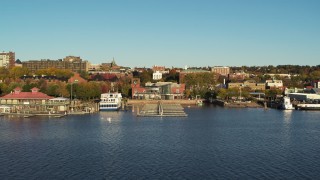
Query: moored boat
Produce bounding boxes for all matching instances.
[280,96,294,110]
[296,103,320,110]
[99,92,122,111]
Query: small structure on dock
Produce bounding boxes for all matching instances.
[138,101,187,117]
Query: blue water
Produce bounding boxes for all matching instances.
[1,105,320,179]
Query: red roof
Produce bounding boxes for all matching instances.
[0,92,53,100]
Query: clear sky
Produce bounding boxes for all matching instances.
[1,0,319,68]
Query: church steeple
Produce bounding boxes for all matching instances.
[111,57,117,67]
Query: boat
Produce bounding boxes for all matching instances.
[99,92,122,111]
[280,96,294,110]
[296,103,320,110]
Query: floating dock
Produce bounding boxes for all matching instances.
[138,102,187,117]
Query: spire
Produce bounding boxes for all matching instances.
[111,57,117,66]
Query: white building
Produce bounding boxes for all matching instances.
[153,71,162,80]
[266,79,283,89]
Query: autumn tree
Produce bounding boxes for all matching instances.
[9,67,30,79]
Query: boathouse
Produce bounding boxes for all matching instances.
[0,87,55,113]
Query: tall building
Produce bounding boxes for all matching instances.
[22,56,89,73]
[0,51,15,68]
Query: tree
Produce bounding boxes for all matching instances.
[9,67,30,79]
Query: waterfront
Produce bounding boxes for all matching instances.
[1,106,320,179]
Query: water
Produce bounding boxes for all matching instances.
[1,105,320,179]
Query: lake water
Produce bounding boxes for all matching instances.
[1,105,320,179]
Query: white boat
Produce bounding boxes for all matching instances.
[99,92,122,111]
[296,103,320,110]
[280,96,294,110]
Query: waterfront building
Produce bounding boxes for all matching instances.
[0,51,15,68]
[288,93,320,101]
[131,80,185,100]
[211,66,230,76]
[22,56,89,73]
[0,87,59,113]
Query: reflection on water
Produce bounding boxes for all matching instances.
[283,110,293,124]
[1,108,320,179]
[99,111,124,123]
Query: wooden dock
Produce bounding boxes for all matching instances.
[138,102,187,117]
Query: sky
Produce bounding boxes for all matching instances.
[1,0,319,68]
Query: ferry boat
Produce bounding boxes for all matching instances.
[99,92,122,111]
[280,96,294,110]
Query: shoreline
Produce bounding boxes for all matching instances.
[127,99,199,105]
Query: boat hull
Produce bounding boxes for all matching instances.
[297,104,320,110]
[99,107,120,111]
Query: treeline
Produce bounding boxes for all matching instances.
[0,67,131,99]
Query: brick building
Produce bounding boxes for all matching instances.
[131,79,185,100]
[211,66,230,76]
[22,56,89,73]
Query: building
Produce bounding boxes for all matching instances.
[131,80,185,100]
[153,71,162,80]
[211,66,230,76]
[314,80,320,88]
[0,51,15,68]
[288,93,320,101]
[22,56,89,73]
[152,65,169,74]
[266,79,283,89]
[228,80,265,91]
[265,74,296,79]
[0,87,60,113]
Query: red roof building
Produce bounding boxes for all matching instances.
[0,87,55,113]
[1,87,53,100]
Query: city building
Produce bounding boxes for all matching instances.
[22,56,89,73]
[314,80,320,88]
[131,79,185,100]
[266,79,283,89]
[0,51,15,68]
[228,80,266,91]
[153,71,162,80]
[152,65,169,74]
[211,66,230,76]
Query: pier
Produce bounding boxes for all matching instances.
[138,101,187,117]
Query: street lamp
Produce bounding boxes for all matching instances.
[70,79,78,104]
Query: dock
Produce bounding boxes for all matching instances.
[138,102,187,117]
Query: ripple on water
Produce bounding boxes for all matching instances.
[1,108,320,179]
